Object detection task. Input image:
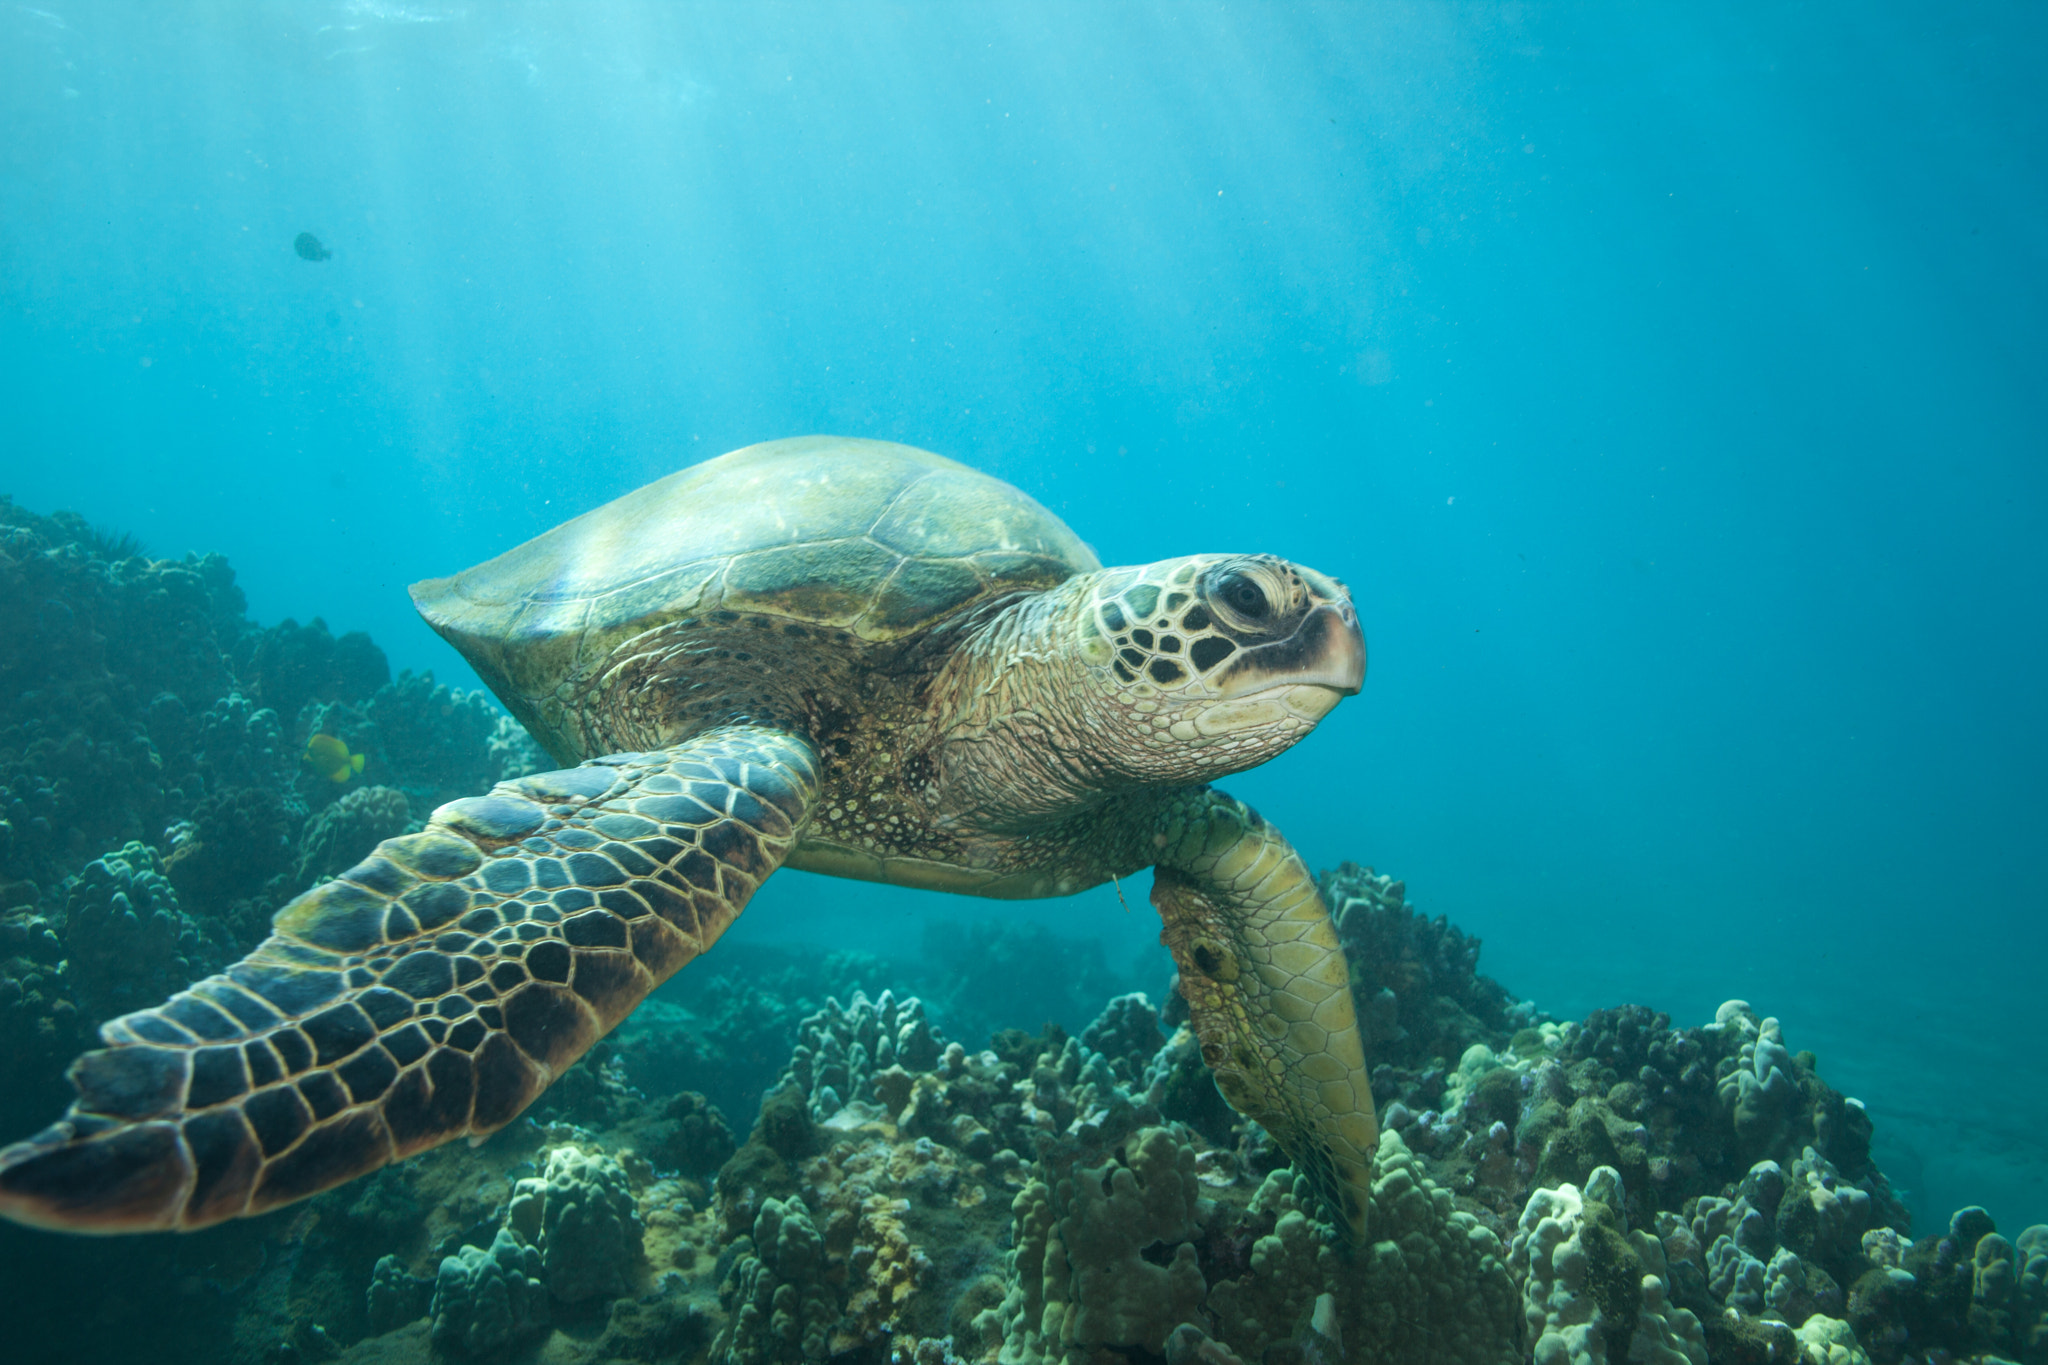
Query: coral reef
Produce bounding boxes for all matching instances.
[1507,1165,1707,1365]
[0,897,84,1135]
[366,669,523,810]
[1322,861,1528,1072]
[293,783,414,886]
[611,945,899,1126]
[1000,1125,1210,1362]
[1077,990,1167,1083]
[193,691,291,794]
[429,1227,551,1356]
[163,782,300,914]
[1842,1206,2048,1365]
[0,505,250,892]
[0,497,551,1197]
[1342,1130,1522,1365]
[366,1254,435,1337]
[715,1196,838,1363]
[785,988,945,1121]
[507,1145,646,1303]
[4,850,2040,1365]
[60,839,220,1024]
[2,494,2041,1365]
[232,615,389,733]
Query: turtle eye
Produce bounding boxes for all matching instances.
[1215,572,1268,619]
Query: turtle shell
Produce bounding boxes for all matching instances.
[411,436,1099,759]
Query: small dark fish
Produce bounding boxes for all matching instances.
[294,231,332,262]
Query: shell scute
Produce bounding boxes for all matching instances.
[870,557,986,631]
[721,537,899,626]
[410,438,1099,762]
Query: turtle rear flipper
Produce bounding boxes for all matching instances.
[0,727,818,1233]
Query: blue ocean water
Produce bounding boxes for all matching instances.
[1,0,2041,1247]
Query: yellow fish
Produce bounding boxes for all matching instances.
[304,734,366,784]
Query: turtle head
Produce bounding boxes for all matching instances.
[1069,554,1365,784]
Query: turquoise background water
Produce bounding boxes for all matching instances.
[3,2,2042,1233]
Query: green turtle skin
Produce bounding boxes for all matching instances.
[0,437,1379,1241]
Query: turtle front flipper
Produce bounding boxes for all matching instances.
[0,726,819,1233]
[1150,789,1377,1244]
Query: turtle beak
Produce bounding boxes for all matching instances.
[1217,599,1366,701]
[1300,601,1365,696]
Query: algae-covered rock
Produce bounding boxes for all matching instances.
[713,1082,816,1241]
[646,1090,739,1177]
[1843,1206,2048,1365]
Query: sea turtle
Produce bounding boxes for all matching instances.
[0,436,1379,1240]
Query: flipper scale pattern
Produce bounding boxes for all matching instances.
[0,727,819,1233]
